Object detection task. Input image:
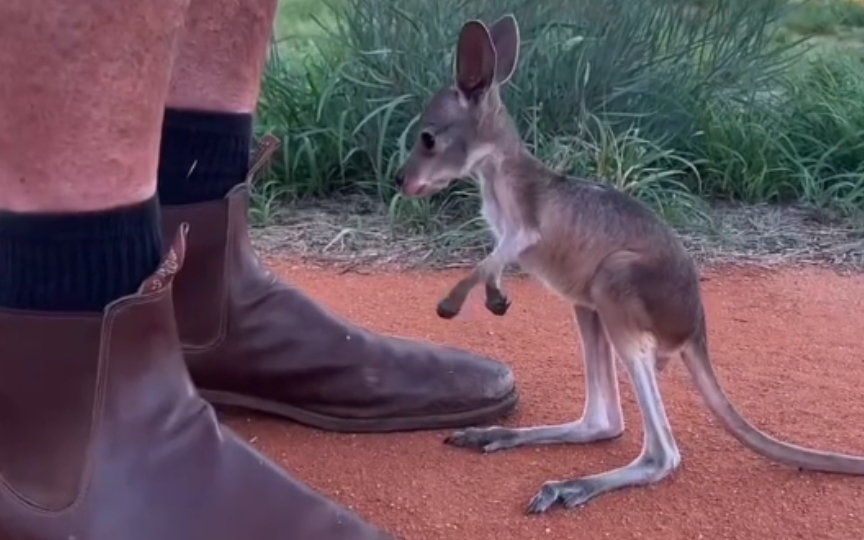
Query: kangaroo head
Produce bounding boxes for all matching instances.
[395,14,522,198]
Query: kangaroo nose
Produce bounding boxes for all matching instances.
[395,171,405,187]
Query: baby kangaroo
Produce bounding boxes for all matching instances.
[394,14,864,515]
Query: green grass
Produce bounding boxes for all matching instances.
[253,0,864,241]
[782,0,864,36]
[272,0,333,57]
[692,50,864,212]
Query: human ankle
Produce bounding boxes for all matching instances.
[156,108,253,206]
[0,195,163,312]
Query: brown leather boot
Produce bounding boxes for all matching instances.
[159,136,517,433]
[0,226,395,540]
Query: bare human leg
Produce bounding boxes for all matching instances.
[0,3,174,214]
[0,1,174,309]
[0,1,393,538]
[167,0,277,112]
[156,0,518,434]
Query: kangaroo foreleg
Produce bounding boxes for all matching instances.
[437,232,536,319]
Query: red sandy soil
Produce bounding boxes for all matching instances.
[225,260,864,540]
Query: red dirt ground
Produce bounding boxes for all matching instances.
[225,260,864,540]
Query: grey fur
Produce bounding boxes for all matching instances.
[394,14,864,515]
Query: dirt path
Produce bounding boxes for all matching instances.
[225,260,864,540]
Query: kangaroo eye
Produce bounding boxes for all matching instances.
[420,131,436,151]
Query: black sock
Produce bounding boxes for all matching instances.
[0,196,163,312]
[157,108,252,205]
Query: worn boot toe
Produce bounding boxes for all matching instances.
[162,172,518,433]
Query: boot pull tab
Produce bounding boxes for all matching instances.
[244,133,282,187]
[138,223,190,295]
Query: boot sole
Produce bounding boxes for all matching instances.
[198,388,519,433]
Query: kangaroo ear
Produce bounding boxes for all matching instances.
[489,14,520,85]
[454,20,496,100]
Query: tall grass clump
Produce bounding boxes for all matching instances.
[782,51,864,213]
[782,0,864,36]
[260,0,864,232]
[691,48,864,213]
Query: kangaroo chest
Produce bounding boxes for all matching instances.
[478,176,525,243]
